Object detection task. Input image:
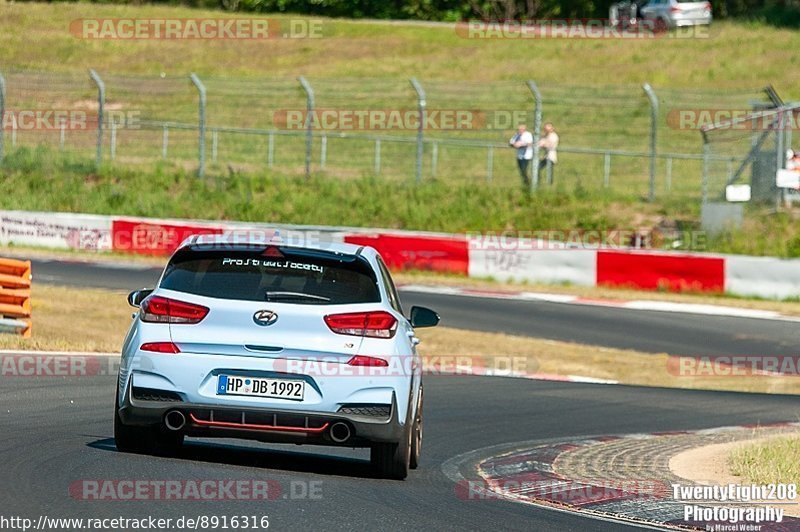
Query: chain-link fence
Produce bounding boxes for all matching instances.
[0,69,768,200]
[701,102,799,205]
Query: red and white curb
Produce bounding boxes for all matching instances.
[443,422,800,531]
[400,284,800,323]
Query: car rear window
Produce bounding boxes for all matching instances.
[160,246,381,305]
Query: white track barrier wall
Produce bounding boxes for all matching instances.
[725,255,800,299]
[0,211,112,250]
[2,210,800,301]
[468,248,597,287]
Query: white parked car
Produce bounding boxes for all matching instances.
[114,233,439,479]
[640,0,712,30]
[610,0,712,30]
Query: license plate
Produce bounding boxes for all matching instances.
[217,375,305,400]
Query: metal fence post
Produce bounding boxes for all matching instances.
[268,132,274,168]
[603,152,611,188]
[211,128,218,163]
[189,73,207,177]
[374,138,381,175]
[0,73,7,163]
[775,109,786,208]
[643,83,658,202]
[410,78,426,183]
[110,120,117,160]
[162,125,169,159]
[88,69,105,166]
[486,146,494,182]
[298,76,314,179]
[526,80,542,191]
[320,134,327,170]
[431,141,438,177]
[701,132,710,205]
[666,157,672,192]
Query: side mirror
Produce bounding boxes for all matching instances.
[409,306,440,328]
[127,288,154,308]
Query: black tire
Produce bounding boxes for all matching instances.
[148,425,184,456]
[114,385,184,456]
[654,17,668,33]
[370,440,410,480]
[114,403,151,454]
[371,399,413,480]
[114,384,149,453]
[410,387,423,470]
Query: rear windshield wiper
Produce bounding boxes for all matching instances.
[264,291,331,303]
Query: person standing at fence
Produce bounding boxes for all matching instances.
[538,122,559,184]
[509,124,534,186]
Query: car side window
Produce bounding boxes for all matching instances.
[376,258,403,315]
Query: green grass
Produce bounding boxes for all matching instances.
[2,145,800,258]
[729,435,800,485]
[2,3,799,256]
[4,4,800,87]
[0,146,645,231]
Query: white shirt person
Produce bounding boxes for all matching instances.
[510,124,534,186]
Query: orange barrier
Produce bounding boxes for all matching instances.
[0,258,32,337]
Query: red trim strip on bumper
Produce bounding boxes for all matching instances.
[188,413,330,434]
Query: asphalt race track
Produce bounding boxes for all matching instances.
[4,373,800,531]
[1,257,798,531]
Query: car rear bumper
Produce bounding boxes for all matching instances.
[118,381,405,447]
[671,13,712,26]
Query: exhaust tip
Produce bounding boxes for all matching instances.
[164,410,186,431]
[329,422,351,443]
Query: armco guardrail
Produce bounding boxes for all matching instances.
[0,258,32,337]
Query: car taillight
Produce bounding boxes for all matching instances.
[140,342,181,354]
[670,5,681,12]
[704,1,711,10]
[140,296,209,324]
[347,355,389,367]
[324,311,398,339]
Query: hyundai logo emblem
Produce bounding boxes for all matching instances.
[253,310,278,326]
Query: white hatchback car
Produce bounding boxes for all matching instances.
[114,234,439,479]
[610,0,711,30]
[640,0,712,30]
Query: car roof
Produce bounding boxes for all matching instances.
[177,232,371,258]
